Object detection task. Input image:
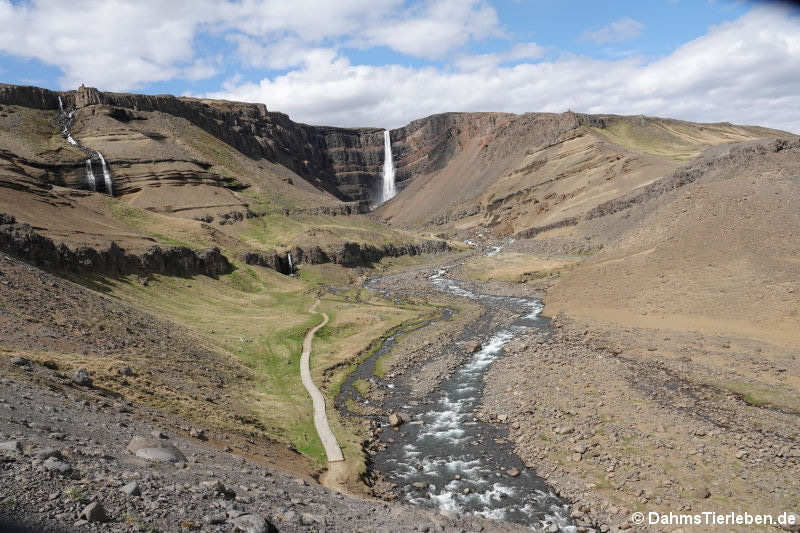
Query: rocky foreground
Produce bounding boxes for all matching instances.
[0,364,527,533]
[478,317,800,532]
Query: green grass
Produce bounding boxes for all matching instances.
[353,379,370,396]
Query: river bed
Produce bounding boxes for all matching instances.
[338,268,574,531]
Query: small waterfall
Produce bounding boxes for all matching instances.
[381,130,396,203]
[97,152,113,196]
[85,159,96,191]
[58,96,63,113]
[287,252,294,273]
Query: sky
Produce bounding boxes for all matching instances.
[0,0,799,131]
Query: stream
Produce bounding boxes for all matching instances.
[336,269,575,531]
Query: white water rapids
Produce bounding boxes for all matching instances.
[381,130,396,203]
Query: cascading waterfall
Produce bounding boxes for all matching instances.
[381,130,396,203]
[55,94,113,196]
[97,152,113,196]
[287,252,294,273]
[85,159,97,191]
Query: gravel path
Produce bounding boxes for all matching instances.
[300,300,344,462]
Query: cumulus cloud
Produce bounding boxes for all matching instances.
[581,17,645,44]
[0,0,221,89]
[0,2,798,134]
[210,7,800,133]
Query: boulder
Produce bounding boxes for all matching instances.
[79,502,108,523]
[0,440,22,453]
[126,436,185,463]
[72,368,93,387]
[120,481,140,496]
[43,456,72,474]
[232,514,275,533]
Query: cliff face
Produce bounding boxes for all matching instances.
[0,213,232,278]
[0,84,388,205]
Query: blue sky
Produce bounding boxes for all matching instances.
[1,1,798,131]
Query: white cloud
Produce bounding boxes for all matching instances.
[0,2,798,135]
[581,17,645,44]
[0,0,222,89]
[209,7,800,133]
[0,0,500,89]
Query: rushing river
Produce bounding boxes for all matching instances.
[339,269,574,531]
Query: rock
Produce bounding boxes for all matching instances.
[232,514,272,533]
[506,467,521,477]
[546,524,559,533]
[301,513,315,525]
[41,360,58,370]
[0,440,22,452]
[120,481,140,496]
[389,413,403,427]
[118,366,134,376]
[11,356,29,366]
[189,427,207,440]
[43,456,72,474]
[205,513,227,525]
[695,487,711,499]
[412,481,427,489]
[72,368,93,387]
[497,414,508,423]
[151,430,168,439]
[126,436,186,463]
[34,448,62,460]
[79,502,108,523]
[201,479,235,499]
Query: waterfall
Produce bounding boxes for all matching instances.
[287,252,294,273]
[381,130,396,202]
[97,152,113,196]
[58,96,63,113]
[85,159,96,191]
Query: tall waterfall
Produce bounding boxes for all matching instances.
[85,159,96,191]
[381,130,396,202]
[287,252,294,273]
[97,152,113,196]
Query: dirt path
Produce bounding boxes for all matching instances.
[301,300,344,462]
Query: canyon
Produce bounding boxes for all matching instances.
[1,82,799,533]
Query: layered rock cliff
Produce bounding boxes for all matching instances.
[0,213,232,278]
[0,84,388,205]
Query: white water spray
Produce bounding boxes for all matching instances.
[97,152,113,196]
[85,159,96,191]
[381,130,396,203]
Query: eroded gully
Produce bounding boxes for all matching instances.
[336,267,575,531]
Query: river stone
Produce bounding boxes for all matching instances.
[388,413,403,427]
[72,368,93,387]
[506,467,521,477]
[127,436,186,463]
[80,502,108,522]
